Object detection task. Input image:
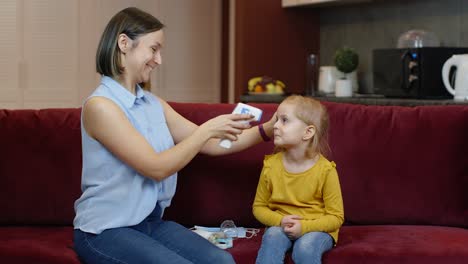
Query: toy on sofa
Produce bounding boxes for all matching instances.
[191,227,233,249]
[191,220,261,250]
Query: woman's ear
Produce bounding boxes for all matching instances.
[303,125,316,141]
[117,33,132,54]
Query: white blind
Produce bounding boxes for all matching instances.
[22,0,79,106]
[0,0,19,106]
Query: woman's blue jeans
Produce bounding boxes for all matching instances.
[256,226,333,264]
[73,205,235,264]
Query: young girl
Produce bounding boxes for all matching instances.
[253,95,344,264]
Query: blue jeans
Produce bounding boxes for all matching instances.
[256,226,333,264]
[73,205,235,264]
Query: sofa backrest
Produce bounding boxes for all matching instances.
[0,102,467,229]
[164,103,277,228]
[166,102,468,229]
[0,108,82,225]
[323,103,468,228]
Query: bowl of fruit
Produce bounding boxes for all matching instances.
[247,76,286,94]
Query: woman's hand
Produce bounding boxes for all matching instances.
[197,113,254,141]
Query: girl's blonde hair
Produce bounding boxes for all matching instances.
[275,95,330,158]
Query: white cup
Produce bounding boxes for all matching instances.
[318,66,341,94]
[345,70,359,93]
[335,79,353,97]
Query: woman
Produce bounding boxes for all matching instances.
[73,7,275,264]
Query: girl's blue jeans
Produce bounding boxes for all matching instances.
[73,205,235,264]
[256,226,334,264]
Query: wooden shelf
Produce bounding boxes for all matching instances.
[282,0,372,8]
[240,94,468,106]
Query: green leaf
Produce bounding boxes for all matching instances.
[334,47,359,74]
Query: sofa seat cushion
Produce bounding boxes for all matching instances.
[0,226,79,264]
[325,225,468,264]
[228,225,468,264]
[228,229,273,263]
[1,225,467,263]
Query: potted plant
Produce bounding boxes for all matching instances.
[334,47,359,97]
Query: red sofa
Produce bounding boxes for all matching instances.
[1,101,467,264]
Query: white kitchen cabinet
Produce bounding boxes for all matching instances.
[282,0,371,8]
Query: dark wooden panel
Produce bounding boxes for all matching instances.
[233,0,320,101]
[221,0,230,103]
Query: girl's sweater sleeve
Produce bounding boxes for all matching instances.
[252,157,284,227]
[300,163,344,235]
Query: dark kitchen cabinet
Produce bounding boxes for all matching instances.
[222,0,320,102]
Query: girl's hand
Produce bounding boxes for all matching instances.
[280,215,302,227]
[198,113,253,141]
[281,215,302,240]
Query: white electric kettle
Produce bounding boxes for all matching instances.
[442,54,468,100]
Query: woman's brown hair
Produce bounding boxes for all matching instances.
[96,7,164,78]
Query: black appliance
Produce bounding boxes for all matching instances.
[373,47,468,98]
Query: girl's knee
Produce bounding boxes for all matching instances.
[263,226,284,239]
[298,232,332,248]
[292,232,333,264]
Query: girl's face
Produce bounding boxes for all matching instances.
[123,30,164,85]
[273,102,309,148]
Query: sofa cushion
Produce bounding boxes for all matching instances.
[0,109,82,225]
[2,103,467,229]
[323,103,468,227]
[227,225,468,264]
[324,225,468,264]
[0,227,79,264]
[167,102,468,229]
[1,225,466,264]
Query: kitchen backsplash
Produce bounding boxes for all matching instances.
[319,0,468,94]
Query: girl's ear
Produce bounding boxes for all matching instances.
[117,33,132,54]
[303,125,316,141]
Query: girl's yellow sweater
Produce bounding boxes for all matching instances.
[252,153,344,243]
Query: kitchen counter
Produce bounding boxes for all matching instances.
[240,94,468,106]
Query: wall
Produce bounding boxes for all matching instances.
[320,0,468,94]
[157,0,221,103]
[0,0,221,109]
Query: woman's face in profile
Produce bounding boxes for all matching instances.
[125,30,164,84]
